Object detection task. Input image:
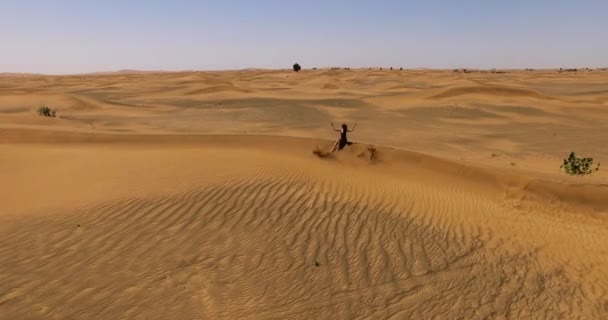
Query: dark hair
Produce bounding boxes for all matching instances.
[341,124,348,130]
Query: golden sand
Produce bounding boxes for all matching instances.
[1,69,607,318]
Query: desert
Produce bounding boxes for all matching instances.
[1,68,607,319]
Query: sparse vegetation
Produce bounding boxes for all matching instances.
[560,152,600,176]
[37,105,56,117]
[367,145,377,161]
[292,63,301,72]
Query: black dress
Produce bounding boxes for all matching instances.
[338,129,350,150]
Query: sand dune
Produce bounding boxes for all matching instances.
[185,85,253,95]
[429,85,554,100]
[1,70,608,319]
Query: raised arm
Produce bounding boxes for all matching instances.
[348,123,357,132]
[331,122,340,132]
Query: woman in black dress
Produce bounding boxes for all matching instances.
[331,122,356,152]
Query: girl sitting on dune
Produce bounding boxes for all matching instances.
[331,122,356,152]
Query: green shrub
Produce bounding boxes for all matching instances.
[560,152,600,176]
[37,105,56,117]
[293,63,301,72]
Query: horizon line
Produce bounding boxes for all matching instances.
[2,66,607,76]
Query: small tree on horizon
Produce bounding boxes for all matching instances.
[293,63,301,72]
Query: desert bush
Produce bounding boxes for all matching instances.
[367,145,377,160]
[37,105,56,117]
[560,152,600,176]
[293,63,301,72]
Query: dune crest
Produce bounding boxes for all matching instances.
[430,85,553,100]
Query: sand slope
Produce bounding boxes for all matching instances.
[1,69,607,182]
[1,130,607,319]
[1,70,608,319]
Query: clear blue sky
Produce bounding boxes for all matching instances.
[1,1,606,74]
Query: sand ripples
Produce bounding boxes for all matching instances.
[1,146,606,319]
